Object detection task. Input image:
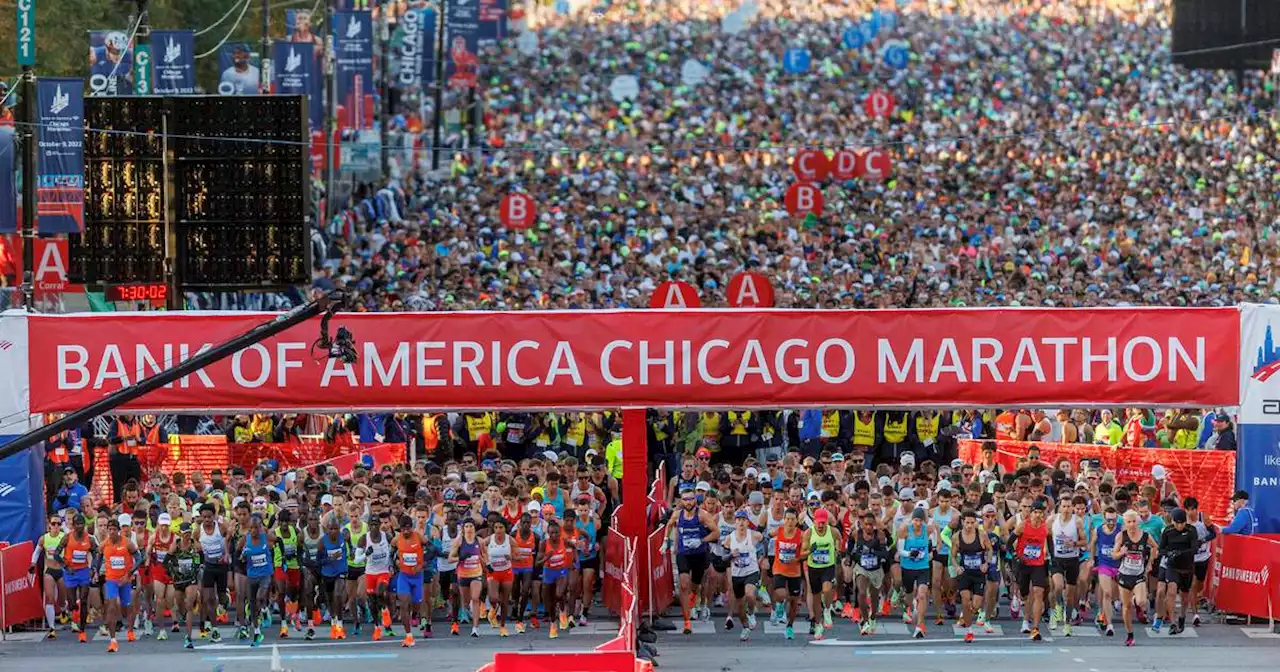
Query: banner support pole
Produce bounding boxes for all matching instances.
[620,408,649,616]
[430,0,447,170]
[18,62,36,310]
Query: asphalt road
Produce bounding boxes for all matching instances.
[2,618,1276,671]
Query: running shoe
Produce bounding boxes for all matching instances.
[1169,623,1183,636]
[724,617,734,631]
[106,637,118,653]
[964,630,975,643]
[747,613,757,630]
[844,603,857,621]
[902,606,912,625]
[808,621,816,636]
[126,629,136,643]
[516,621,526,635]
[336,624,347,640]
[549,624,559,640]
[77,632,87,644]
[373,626,383,641]
[578,615,590,627]
[401,634,415,647]
[1064,622,1073,637]
[1125,632,1135,647]
[1030,627,1042,642]
[183,635,194,649]
[144,619,154,637]
[1106,624,1115,637]
[236,625,248,641]
[471,626,479,638]
[500,625,509,637]
[451,621,460,636]
[560,612,570,630]
[913,626,925,639]
[280,624,289,638]
[773,603,785,624]
[823,608,833,628]
[47,628,57,640]
[1192,614,1202,627]
[530,616,540,629]
[813,624,824,641]
[859,621,870,636]
[683,618,692,635]
[1021,619,1032,634]
[740,628,750,641]
[304,627,315,640]
[879,597,891,616]
[252,631,263,647]
[172,622,181,633]
[156,629,168,641]
[423,621,433,638]
[1150,617,1163,633]
[784,625,794,640]
[1053,603,1065,628]
[97,625,109,639]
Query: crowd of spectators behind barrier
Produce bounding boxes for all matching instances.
[303,0,1280,314]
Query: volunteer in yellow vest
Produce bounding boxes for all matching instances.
[564,413,589,452]
[605,431,624,479]
[874,410,911,469]
[463,412,494,446]
[1093,409,1123,446]
[913,411,941,463]
[720,410,755,466]
[700,412,722,451]
[851,411,876,454]
[820,410,842,443]
[1166,409,1201,450]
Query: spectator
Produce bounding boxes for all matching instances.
[1222,490,1258,535]
[1203,412,1237,450]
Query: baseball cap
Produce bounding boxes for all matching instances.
[695,447,712,459]
[900,453,916,465]
[807,491,821,502]
[542,450,559,462]
[831,453,845,462]
[757,473,771,484]
[813,508,830,523]
[1151,464,1167,479]
[1232,490,1250,501]
[1171,508,1188,524]
[695,481,712,492]
[745,467,759,478]
[981,504,997,515]
[525,501,541,514]
[877,475,893,489]
[157,513,172,526]
[117,513,132,527]
[950,458,965,469]
[62,466,76,474]
[899,487,916,500]
[734,510,750,519]
[935,481,952,493]
[178,522,193,533]
[748,491,765,506]
[320,494,334,506]
[911,507,927,520]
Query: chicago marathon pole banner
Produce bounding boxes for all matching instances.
[150,30,196,94]
[22,307,1240,413]
[35,78,85,234]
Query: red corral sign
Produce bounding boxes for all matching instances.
[831,149,859,180]
[727,272,775,308]
[864,89,896,118]
[1,235,77,293]
[649,281,701,309]
[499,193,537,229]
[858,149,892,180]
[21,308,1241,412]
[791,149,830,182]
[784,182,824,218]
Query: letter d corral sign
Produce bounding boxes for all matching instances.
[17,0,36,66]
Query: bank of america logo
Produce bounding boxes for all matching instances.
[346,17,362,38]
[0,340,12,351]
[49,85,70,115]
[0,483,16,497]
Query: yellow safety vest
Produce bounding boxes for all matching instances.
[566,418,587,447]
[1172,427,1198,450]
[606,438,624,479]
[232,425,254,444]
[465,413,493,441]
[727,411,752,436]
[883,415,908,444]
[852,415,875,447]
[652,418,669,442]
[821,411,841,439]
[916,414,939,445]
[701,413,721,442]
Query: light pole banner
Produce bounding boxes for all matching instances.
[151,30,196,95]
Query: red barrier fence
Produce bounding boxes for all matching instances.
[86,442,406,504]
[1211,534,1280,621]
[0,542,43,630]
[957,440,1236,523]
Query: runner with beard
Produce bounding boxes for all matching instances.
[847,510,891,635]
[1184,498,1217,627]
[1050,496,1087,636]
[1092,506,1121,636]
[1155,508,1197,635]
[663,487,720,635]
[803,507,840,640]
[978,504,1003,630]
[391,514,426,647]
[897,505,934,639]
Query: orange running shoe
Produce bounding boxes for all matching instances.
[106,638,119,653]
[372,626,383,641]
[450,621,460,636]
[559,612,569,630]
[880,598,891,616]
[401,634,415,647]
[850,606,862,622]
[381,608,392,628]
[77,632,87,644]
[964,631,975,643]
[500,625,509,637]
[549,624,559,639]
[336,624,347,640]
[126,629,136,643]
[841,603,855,619]
[530,616,540,629]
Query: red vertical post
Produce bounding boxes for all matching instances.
[620,407,649,613]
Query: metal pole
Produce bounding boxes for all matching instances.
[260,0,271,93]
[0,292,340,462]
[379,7,391,177]
[431,0,447,170]
[19,65,36,311]
[162,112,182,310]
[323,0,337,225]
[469,87,480,165]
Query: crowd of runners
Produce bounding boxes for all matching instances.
[26,407,1249,653]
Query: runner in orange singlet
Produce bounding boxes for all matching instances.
[510,512,539,634]
[770,508,805,640]
[100,514,142,653]
[392,515,426,648]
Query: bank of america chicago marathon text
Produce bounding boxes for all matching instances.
[52,335,1210,392]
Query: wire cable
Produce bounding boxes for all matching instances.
[196,0,254,60]
[195,0,252,37]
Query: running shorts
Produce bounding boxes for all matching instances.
[771,574,802,597]
[853,565,884,590]
[63,567,91,589]
[543,567,569,585]
[901,568,930,593]
[346,566,366,581]
[1097,563,1118,579]
[201,564,230,592]
[44,567,65,582]
[579,555,600,573]
[932,552,950,567]
[320,573,343,596]
[438,570,456,589]
[458,574,483,589]
[104,579,133,606]
[395,572,424,603]
[731,572,761,599]
[489,569,514,584]
[1159,566,1193,593]
[807,565,836,593]
[676,553,710,586]
[957,570,985,596]
[1194,560,1209,583]
[710,554,730,574]
[1017,564,1048,594]
[365,572,391,595]
[1053,557,1082,584]
[248,575,272,596]
[274,567,302,591]
[1117,572,1144,592]
[149,563,172,585]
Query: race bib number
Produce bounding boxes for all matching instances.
[109,556,126,570]
[72,550,88,564]
[733,552,753,569]
[492,556,511,571]
[778,548,796,563]
[1099,543,1113,557]
[1121,552,1145,574]
[860,554,879,570]
[251,553,269,568]
[402,553,418,567]
[154,551,168,563]
[1022,543,1042,560]
[283,543,297,558]
[811,549,831,565]
[328,548,342,562]
[963,554,983,570]
[178,558,194,573]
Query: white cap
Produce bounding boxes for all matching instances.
[320,494,334,506]
[877,475,892,489]
[1152,464,1167,480]
[542,451,559,463]
[936,481,952,493]
[157,513,172,525]
[757,473,771,484]
[900,453,916,466]
[914,500,929,510]
[899,487,916,500]
[585,448,599,459]
[807,491,821,502]
[117,513,132,527]
[232,496,246,508]
[978,470,994,482]
[744,467,758,478]
[695,481,712,492]
[525,501,541,514]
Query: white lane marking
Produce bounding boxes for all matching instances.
[812,636,1035,647]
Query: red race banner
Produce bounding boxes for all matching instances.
[1211,534,1280,620]
[1,542,44,629]
[957,439,1237,523]
[25,308,1240,412]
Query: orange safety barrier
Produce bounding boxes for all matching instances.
[958,439,1237,523]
